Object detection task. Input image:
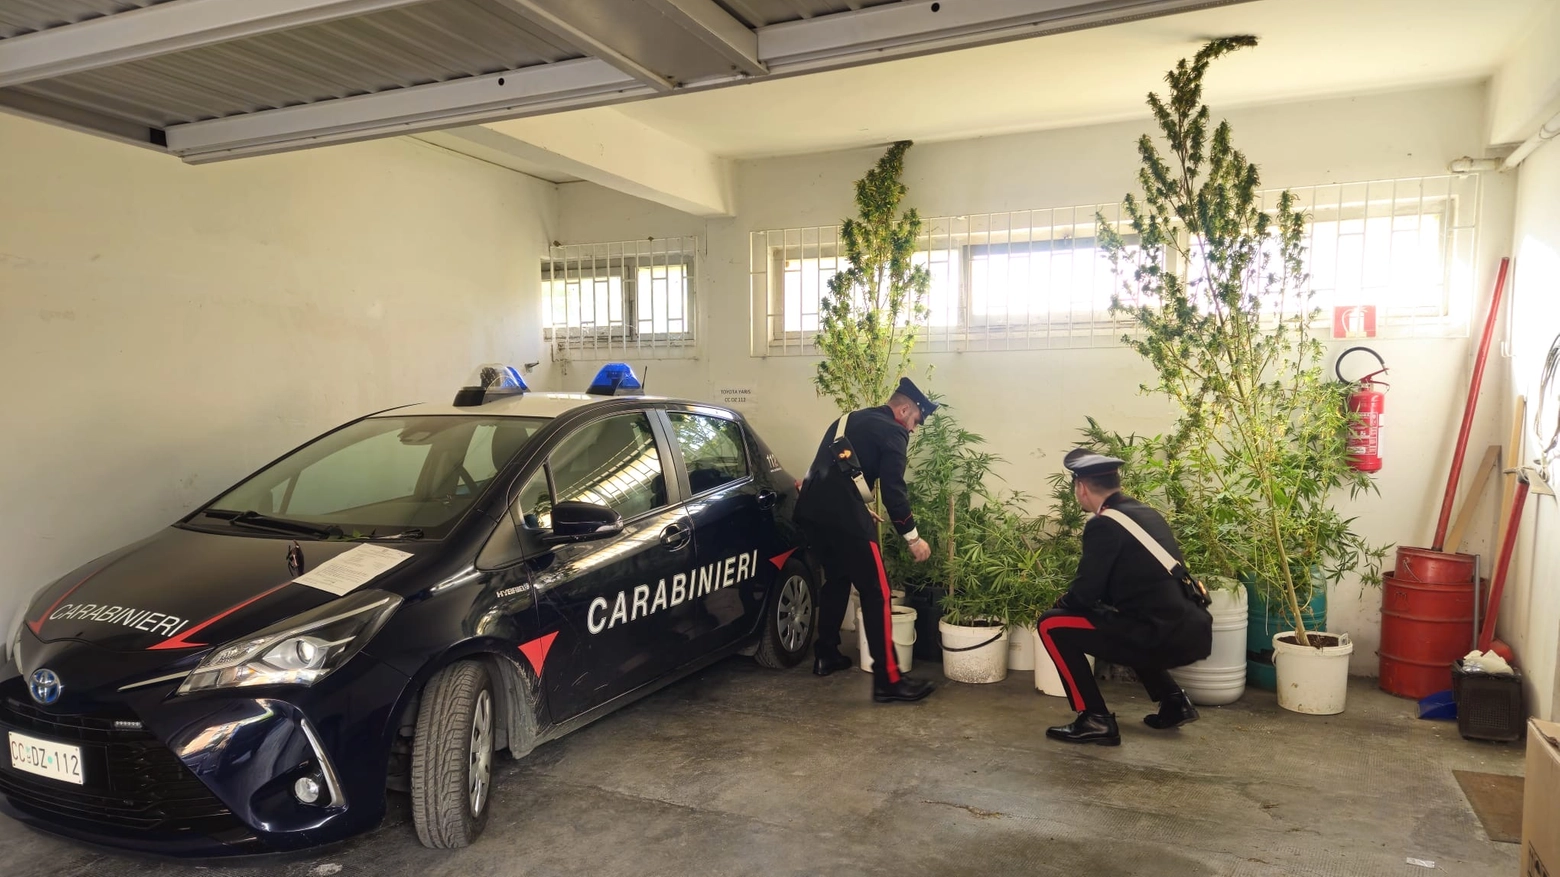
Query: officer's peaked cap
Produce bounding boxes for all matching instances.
[893,377,938,419]
[1063,447,1125,478]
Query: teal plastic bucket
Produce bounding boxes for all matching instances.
[1246,572,1327,691]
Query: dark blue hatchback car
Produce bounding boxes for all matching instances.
[1,366,817,854]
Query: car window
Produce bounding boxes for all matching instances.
[286,426,431,515]
[205,416,548,538]
[515,469,553,530]
[549,413,667,519]
[668,412,748,494]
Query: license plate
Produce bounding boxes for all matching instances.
[7,731,84,785]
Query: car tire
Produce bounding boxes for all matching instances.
[755,558,816,669]
[410,660,495,849]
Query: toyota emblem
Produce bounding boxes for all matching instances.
[28,668,63,706]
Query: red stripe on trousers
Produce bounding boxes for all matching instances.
[1037,615,1096,711]
[868,543,900,684]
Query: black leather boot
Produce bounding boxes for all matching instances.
[872,676,935,703]
[1143,690,1199,730]
[813,651,853,676]
[1045,711,1121,745]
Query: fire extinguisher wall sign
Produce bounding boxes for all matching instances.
[1336,346,1388,472]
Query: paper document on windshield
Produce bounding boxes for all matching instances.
[294,545,413,596]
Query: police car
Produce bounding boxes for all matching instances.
[1,364,817,855]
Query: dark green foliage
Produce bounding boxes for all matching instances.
[1096,37,1386,643]
[814,141,932,413]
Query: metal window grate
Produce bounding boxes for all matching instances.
[750,174,1480,355]
[545,237,699,361]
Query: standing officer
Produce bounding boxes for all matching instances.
[1036,448,1213,744]
[795,377,938,703]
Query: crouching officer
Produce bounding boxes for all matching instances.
[1036,448,1213,744]
[795,377,937,703]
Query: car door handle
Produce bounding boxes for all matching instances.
[660,524,691,550]
[757,489,778,510]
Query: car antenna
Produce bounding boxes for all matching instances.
[640,366,649,393]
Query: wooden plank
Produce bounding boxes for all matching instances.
[1446,444,1500,552]
[1494,397,1527,558]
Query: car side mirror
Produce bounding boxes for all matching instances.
[541,501,624,544]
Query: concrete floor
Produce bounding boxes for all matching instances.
[3,655,1527,877]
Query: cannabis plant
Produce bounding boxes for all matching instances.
[814,141,932,413]
[882,398,1002,582]
[1098,38,1385,647]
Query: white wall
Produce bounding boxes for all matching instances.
[0,115,558,648]
[1500,140,1560,721]
[553,83,1517,675]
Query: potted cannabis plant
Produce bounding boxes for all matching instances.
[1099,38,1385,715]
[881,398,1003,660]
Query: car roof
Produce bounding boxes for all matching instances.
[376,392,715,420]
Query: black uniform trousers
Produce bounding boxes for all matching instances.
[1037,608,1179,714]
[806,525,902,686]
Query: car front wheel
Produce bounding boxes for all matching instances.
[411,660,495,848]
[755,558,815,668]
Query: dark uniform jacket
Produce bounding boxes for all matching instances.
[1059,492,1213,666]
[793,405,917,543]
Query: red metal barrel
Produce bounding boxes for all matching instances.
[1378,571,1477,698]
[1394,546,1475,584]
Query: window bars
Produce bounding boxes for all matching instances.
[750,174,1480,355]
[544,237,699,360]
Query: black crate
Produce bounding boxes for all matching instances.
[1452,659,1526,742]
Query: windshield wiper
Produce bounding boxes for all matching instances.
[203,509,341,539]
[340,528,426,542]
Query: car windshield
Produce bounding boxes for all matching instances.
[196,415,550,539]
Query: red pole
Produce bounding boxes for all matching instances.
[1432,257,1510,551]
[1477,473,1529,652]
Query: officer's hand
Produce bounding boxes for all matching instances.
[909,539,931,563]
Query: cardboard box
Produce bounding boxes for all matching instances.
[1524,719,1560,877]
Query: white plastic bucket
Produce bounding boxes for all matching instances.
[939,621,1008,684]
[1171,584,1248,706]
[857,605,917,674]
[1030,627,1096,697]
[890,589,906,606]
[1007,623,1036,672]
[1273,631,1353,715]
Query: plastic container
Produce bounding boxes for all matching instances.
[1247,574,1327,691]
[1007,623,1036,672]
[856,604,917,674]
[939,621,1008,684]
[1273,631,1353,715]
[1452,659,1525,742]
[1171,583,1248,705]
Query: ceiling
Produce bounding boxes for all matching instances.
[612,0,1549,159]
[0,0,1255,161]
[0,0,1545,178]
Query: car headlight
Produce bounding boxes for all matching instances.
[177,590,401,695]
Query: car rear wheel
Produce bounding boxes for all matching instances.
[411,660,494,848]
[755,558,815,669]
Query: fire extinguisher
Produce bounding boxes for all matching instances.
[1336,346,1388,473]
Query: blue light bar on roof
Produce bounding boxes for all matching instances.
[586,362,643,396]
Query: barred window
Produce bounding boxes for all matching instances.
[750,174,1479,354]
[544,237,698,360]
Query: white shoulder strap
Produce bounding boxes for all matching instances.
[838,410,849,437]
[1099,509,1180,576]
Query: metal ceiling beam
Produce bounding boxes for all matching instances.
[488,0,677,92]
[164,58,647,161]
[641,0,765,77]
[758,0,1253,72]
[0,90,165,150]
[0,0,434,89]
[113,0,1256,167]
